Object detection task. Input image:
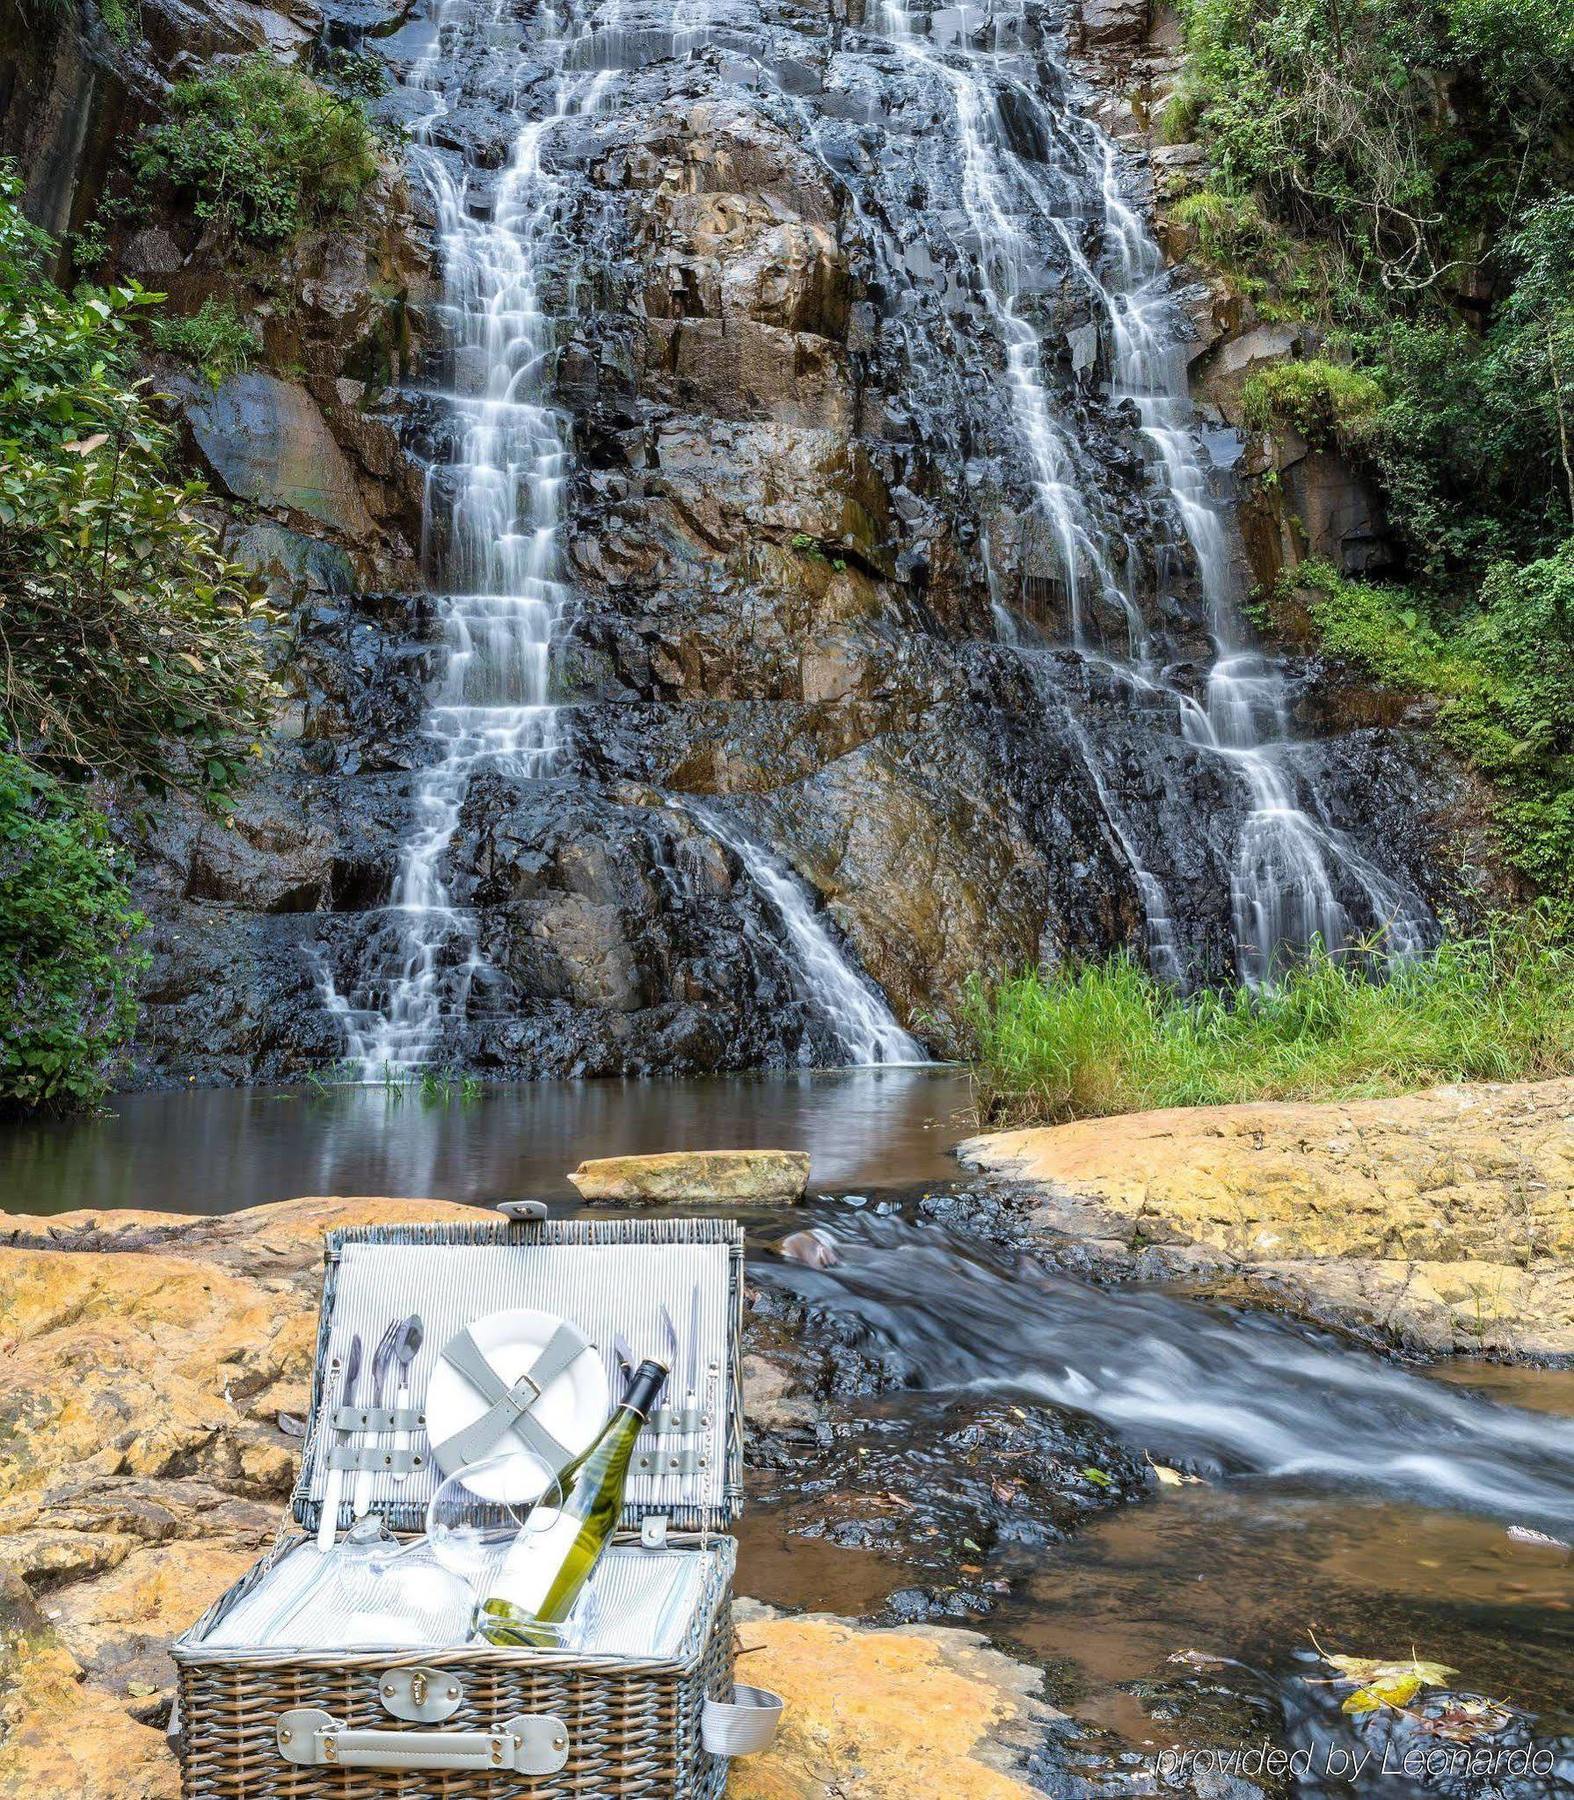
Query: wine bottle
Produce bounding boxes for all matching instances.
[476,1357,669,1647]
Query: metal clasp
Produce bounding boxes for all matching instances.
[379,1666,463,1723]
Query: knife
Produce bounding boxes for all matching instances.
[317,1332,362,1552]
[390,1315,424,1485]
[354,1318,407,1517]
[657,1303,679,1504]
[684,1282,703,1449]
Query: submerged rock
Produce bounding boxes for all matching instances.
[961,1077,1574,1357]
[568,1147,811,1204]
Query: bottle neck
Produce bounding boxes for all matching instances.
[617,1358,669,1423]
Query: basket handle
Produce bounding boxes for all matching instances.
[276,1708,569,1775]
[701,1685,785,1756]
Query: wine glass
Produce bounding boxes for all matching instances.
[426,1449,583,1644]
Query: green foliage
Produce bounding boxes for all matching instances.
[1176,0,1574,304]
[1241,357,1383,448]
[1156,85,1203,147]
[1170,185,1325,316]
[1176,0,1574,577]
[65,217,111,279]
[96,0,134,41]
[148,297,260,386]
[316,46,389,100]
[133,54,379,247]
[789,532,847,571]
[1352,206,1574,578]
[1172,0,1574,909]
[0,167,277,792]
[1293,555,1574,895]
[965,910,1574,1126]
[0,754,146,1113]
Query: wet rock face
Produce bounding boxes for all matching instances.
[43,0,1483,1083]
[743,1243,1147,1624]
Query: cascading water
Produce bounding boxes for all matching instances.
[1092,142,1429,982]
[683,805,924,1067]
[766,1214,1574,1528]
[322,69,586,1076]
[322,0,923,1075]
[273,0,1459,1091]
[875,0,1433,985]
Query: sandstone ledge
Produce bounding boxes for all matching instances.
[961,1079,1574,1358]
[567,1148,811,1205]
[0,1196,1045,1797]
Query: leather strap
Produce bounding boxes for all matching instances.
[432,1323,590,1472]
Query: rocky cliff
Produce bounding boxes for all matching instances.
[1,0,1495,1087]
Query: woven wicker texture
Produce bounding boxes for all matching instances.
[176,1539,735,1797]
[177,1217,745,1798]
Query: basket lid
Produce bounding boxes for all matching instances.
[290,1214,745,1537]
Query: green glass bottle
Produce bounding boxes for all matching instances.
[476,1358,669,1647]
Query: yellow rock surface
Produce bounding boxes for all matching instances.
[568,1148,811,1204]
[730,1605,1049,1798]
[961,1078,1574,1354]
[0,1196,1052,1797]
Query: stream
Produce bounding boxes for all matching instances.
[749,1208,1574,1794]
[3,1088,1569,1792]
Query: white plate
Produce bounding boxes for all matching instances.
[426,1308,609,1500]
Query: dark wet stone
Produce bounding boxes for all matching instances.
[45,0,1488,1087]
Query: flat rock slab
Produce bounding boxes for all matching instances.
[961,1077,1574,1357]
[0,1197,1044,1798]
[181,371,376,539]
[730,1602,1053,1798]
[568,1148,811,1205]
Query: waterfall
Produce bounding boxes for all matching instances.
[876,0,1433,986]
[682,806,925,1067]
[320,0,924,1076]
[319,36,602,1076]
[1091,142,1430,982]
[306,0,1442,1083]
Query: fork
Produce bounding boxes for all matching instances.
[353,1318,406,1518]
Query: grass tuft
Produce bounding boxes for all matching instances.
[965,910,1574,1127]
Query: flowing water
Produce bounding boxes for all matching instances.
[322,0,912,1076]
[753,1210,1574,1788]
[6,1084,1570,1783]
[876,0,1432,985]
[682,804,924,1067]
[307,0,1441,1082]
[321,48,585,1075]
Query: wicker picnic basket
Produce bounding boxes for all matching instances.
[171,1212,775,1798]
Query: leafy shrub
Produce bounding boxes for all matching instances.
[148,297,260,386]
[0,167,277,793]
[97,0,134,40]
[316,46,389,100]
[1170,186,1268,263]
[133,54,378,247]
[1293,554,1574,897]
[0,754,146,1113]
[1175,0,1574,574]
[1241,358,1383,448]
[966,910,1574,1126]
[1177,0,1574,302]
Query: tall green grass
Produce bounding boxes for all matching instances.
[964,911,1574,1127]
